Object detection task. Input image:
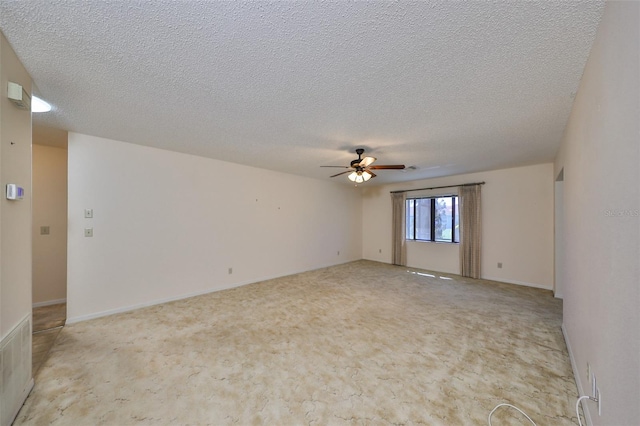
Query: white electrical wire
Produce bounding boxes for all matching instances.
[488,403,537,426]
[576,395,593,426]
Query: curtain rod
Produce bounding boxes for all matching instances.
[390,181,485,194]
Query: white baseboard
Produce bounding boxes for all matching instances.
[562,323,593,426]
[377,262,553,291]
[32,298,66,308]
[66,281,247,324]
[481,275,552,290]
[66,259,357,324]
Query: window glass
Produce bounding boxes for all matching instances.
[406,195,459,243]
[435,197,453,242]
[415,198,431,240]
[405,199,415,239]
[454,199,460,243]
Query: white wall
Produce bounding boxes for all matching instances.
[555,2,639,425]
[67,133,362,322]
[32,144,67,306]
[0,31,33,426]
[362,163,554,289]
[0,33,32,340]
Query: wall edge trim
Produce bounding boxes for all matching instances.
[481,275,552,290]
[32,298,67,308]
[562,323,594,426]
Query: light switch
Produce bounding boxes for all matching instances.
[84,208,93,218]
[84,228,93,237]
[40,226,50,235]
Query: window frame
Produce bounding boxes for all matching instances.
[406,195,459,244]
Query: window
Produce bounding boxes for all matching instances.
[406,196,459,243]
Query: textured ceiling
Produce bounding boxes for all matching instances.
[0,1,604,184]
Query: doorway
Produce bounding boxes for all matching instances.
[31,126,68,374]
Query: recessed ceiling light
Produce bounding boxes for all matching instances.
[32,95,52,113]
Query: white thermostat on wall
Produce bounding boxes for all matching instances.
[6,184,24,200]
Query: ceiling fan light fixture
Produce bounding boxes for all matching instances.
[322,148,405,183]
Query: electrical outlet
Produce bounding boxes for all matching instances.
[228,267,232,275]
[497,262,503,268]
[84,228,93,237]
[337,251,340,256]
[379,249,382,253]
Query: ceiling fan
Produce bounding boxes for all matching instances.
[321,148,405,183]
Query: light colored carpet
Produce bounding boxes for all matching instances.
[16,261,579,425]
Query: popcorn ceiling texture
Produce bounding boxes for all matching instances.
[0,1,604,184]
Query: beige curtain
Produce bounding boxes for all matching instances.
[391,192,407,266]
[459,184,482,278]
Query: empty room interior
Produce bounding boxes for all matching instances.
[0,1,638,425]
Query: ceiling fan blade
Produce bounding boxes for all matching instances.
[367,171,377,178]
[320,165,350,168]
[369,164,405,170]
[330,170,352,178]
[359,156,376,167]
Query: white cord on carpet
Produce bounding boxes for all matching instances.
[488,403,537,426]
[576,395,593,426]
